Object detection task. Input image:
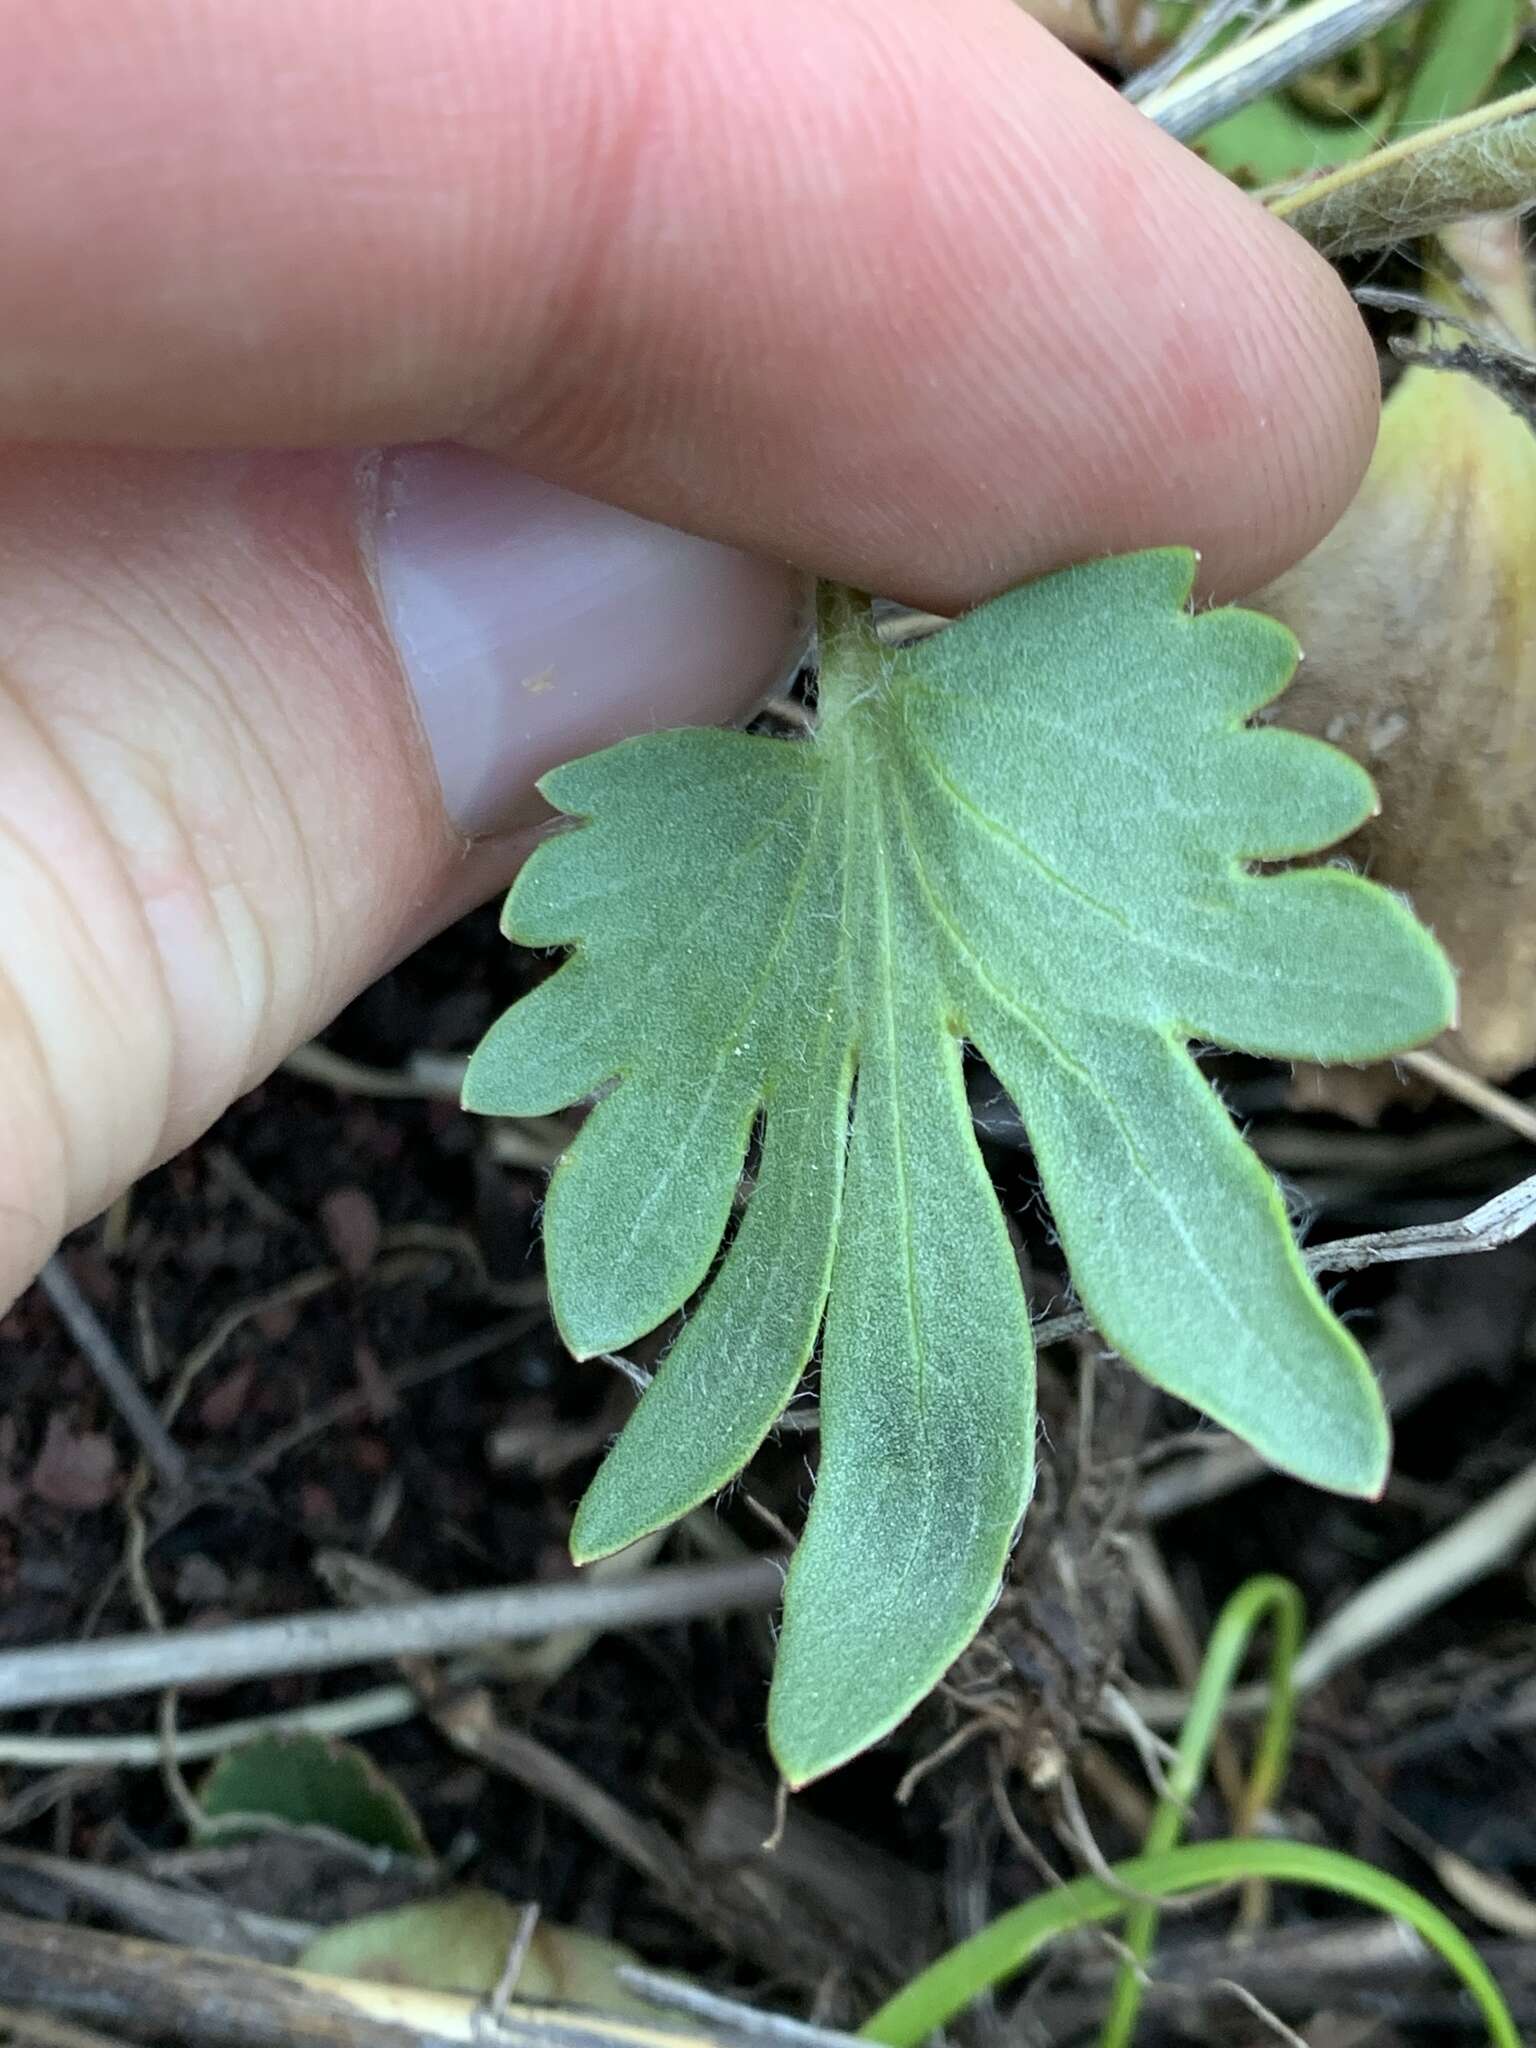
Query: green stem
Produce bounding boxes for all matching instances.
[813,581,881,735]
[1267,81,1536,256]
[1099,1573,1303,2048]
[859,1838,1519,2048]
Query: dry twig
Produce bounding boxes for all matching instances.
[0,1686,418,1771]
[1139,0,1422,142]
[0,1911,734,2048]
[36,1259,186,1493]
[1033,1169,1536,1359]
[620,1975,865,2048]
[1402,1050,1536,1149]
[0,1558,782,1716]
[0,2003,130,2048]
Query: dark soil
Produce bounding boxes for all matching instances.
[4,899,1536,2045]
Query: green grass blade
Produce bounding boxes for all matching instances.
[1101,1574,1304,2048]
[862,1838,1518,2048]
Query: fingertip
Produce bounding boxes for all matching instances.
[1172,186,1382,602]
[1264,222,1384,578]
[0,0,1382,610]
[887,51,1384,607]
[478,0,1383,611]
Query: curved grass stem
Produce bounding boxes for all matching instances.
[861,1573,1518,2048]
[859,1837,1517,2047]
[1099,1573,1302,2048]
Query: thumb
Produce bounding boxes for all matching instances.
[3,0,1376,604]
[0,445,807,1307]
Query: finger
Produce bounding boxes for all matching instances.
[0,445,807,1308]
[2,0,1376,603]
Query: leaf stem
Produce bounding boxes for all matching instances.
[813,583,887,742]
[1267,83,1536,257]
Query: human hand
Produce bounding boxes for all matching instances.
[0,0,1377,1312]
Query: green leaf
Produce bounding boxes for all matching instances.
[1392,0,1523,136]
[299,1889,652,2014]
[199,1733,428,1855]
[465,548,1454,1785]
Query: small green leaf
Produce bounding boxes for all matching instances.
[199,1733,428,1855]
[299,1890,652,2014]
[466,549,1454,1785]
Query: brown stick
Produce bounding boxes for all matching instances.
[0,1911,728,2048]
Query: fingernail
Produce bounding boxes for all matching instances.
[363,446,812,837]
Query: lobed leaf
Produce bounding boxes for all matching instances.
[466,548,1454,1784]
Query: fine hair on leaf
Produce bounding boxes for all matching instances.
[466,548,1455,1785]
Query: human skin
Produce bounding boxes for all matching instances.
[0,0,1377,1313]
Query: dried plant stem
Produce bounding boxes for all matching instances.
[36,1258,186,1493]
[1291,1458,1536,1693]
[1402,1049,1536,1148]
[281,1040,464,1101]
[1124,0,1285,106]
[0,1685,418,1770]
[0,1911,732,2048]
[1140,0,1423,142]
[1034,1168,1536,1353]
[623,1973,867,2048]
[0,1557,781,1717]
[1132,1454,1536,1728]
